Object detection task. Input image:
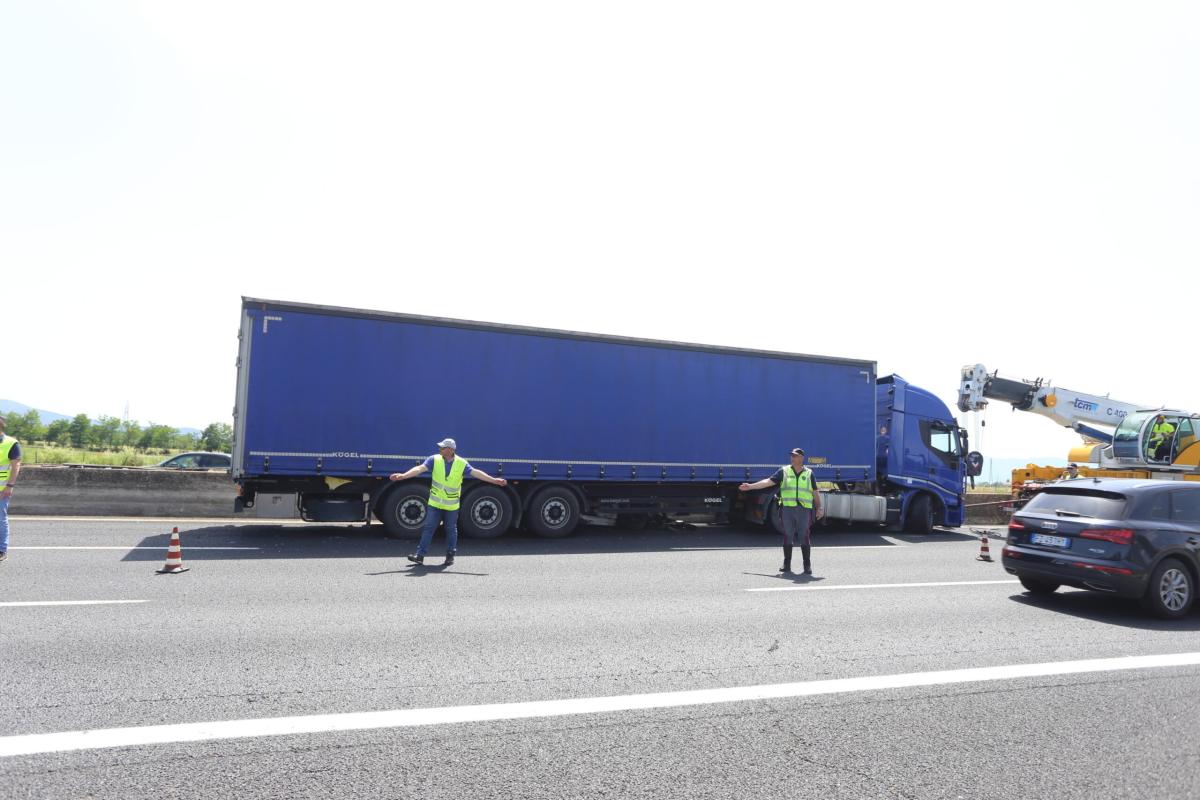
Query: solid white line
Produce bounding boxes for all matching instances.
[2,651,1197,757]
[880,536,908,547]
[0,600,148,608]
[747,579,1019,593]
[9,516,342,525]
[670,545,904,552]
[8,546,260,551]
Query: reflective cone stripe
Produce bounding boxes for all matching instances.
[976,532,993,562]
[156,527,190,574]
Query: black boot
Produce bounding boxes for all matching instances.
[444,553,455,566]
[801,545,812,575]
[780,545,793,573]
[406,554,424,565]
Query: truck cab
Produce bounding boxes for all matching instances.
[877,375,968,530]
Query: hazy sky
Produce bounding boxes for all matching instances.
[3,1,1196,464]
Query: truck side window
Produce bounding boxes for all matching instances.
[920,421,958,469]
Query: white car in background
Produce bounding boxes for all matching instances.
[153,452,231,470]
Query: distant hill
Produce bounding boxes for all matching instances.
[0,399,201,435]
[0,400,71,425]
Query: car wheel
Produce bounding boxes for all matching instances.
[527,485,581,538]
[1142,558,1194,619]
[378,486,427,539]
[459,486,514,539]
[904,494,934,534]
[1019,576,1060,596]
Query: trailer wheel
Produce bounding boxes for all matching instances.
[378,486,428,539]
[528,485,581,538]
[904,494,935,534]
[459,485,514,539]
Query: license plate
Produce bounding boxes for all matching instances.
[1031,533,1070,548]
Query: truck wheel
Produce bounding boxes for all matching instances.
[459,486,513,539]
[904,494,934,534]
[528,486,581,538]
[379,486,428,539]
[1142,558,1194,619]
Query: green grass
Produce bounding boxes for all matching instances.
[19,446,178,467]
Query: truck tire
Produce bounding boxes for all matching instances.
[459,485,514,539]
[378,486,428,539]
[528,485,581,538]
[904,494,934,534]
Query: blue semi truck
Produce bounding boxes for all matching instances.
[232,298,974,537]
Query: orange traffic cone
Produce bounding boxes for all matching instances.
[976,531,993,562]
[156,527,190,574]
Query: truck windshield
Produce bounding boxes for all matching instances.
[1023,490,1127,519]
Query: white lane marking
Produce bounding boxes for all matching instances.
[9,516,347,525]
[880,536,908,547]
[671,545,904,551]
[747,579,1019,593]
[2,651,1197,758]
[0,600,148,608]
[8,547,260,550]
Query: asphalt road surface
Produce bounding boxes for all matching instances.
[3,517,1199,799]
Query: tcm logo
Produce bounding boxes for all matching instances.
[1072,399,1099,412]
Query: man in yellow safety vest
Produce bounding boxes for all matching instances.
[1147,415,1176,462]
[739,447,824,575]
[0,414,23,563]
[388,437,507,566]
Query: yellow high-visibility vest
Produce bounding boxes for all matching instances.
[428,455,467,511]
[779,466,814,509]
[0,436,18,485]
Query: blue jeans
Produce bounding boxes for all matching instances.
[415,506,459,557]
[0,497,9,552]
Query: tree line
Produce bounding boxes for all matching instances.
[3,409,233,453]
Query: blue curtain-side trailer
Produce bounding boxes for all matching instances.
[232,298,969,537]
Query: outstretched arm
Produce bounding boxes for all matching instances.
[388,463,429,482]
[470,469,507,487]
[739,478,777,492]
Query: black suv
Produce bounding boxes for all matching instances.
[1002,479,1200,618]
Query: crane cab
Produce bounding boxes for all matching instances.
[1111,411,1200,467]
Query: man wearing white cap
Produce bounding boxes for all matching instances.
[739,447,824,575]
[388,438,507,566]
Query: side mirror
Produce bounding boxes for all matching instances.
[966,451,984,477]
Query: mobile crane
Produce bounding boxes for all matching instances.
[957,365,1200,504]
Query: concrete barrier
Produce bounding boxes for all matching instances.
[8,465,235,518]
[9,466,1014,526]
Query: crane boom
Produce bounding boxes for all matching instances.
[957,364,1199,481]
[957,364,1139,438]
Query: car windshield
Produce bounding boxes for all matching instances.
[1022,489,1127,519]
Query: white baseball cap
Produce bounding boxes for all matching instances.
[436,438,457,450]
